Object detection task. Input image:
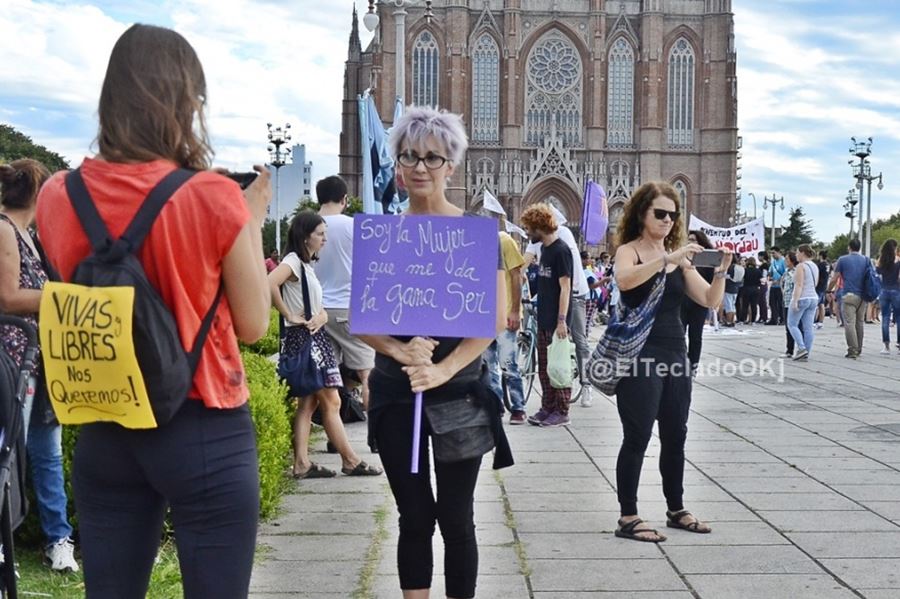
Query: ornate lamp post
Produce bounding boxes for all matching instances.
[363,0,434,103]
[763,194,784,248]
[843,189,859,239]
[267,122,292,254]
[849,136,885,258]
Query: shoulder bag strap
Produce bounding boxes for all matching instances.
[299,264,313,322]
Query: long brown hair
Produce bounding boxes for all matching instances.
[0,159,51,209]
[878,239,898,273]
[96,24,212,169]
[615,181,685,251]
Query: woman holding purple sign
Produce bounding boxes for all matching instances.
[360,105,511,599]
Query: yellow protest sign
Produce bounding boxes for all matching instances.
[39,282,158,429]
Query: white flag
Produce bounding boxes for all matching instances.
[549,204,568,226]
[506,221,527,237]
[482,189,505,216]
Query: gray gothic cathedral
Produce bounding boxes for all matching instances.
[340,0,738,242]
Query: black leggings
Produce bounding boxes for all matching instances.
[615,343,692,516]
[73,400,259,599]
[375,402,483,599]
[739,286,759,322]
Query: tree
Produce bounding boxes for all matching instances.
[0,124,69,172]
[775,206,814,249]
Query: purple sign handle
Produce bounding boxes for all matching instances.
[411,392,423,474]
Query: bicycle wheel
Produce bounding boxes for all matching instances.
[517,331,537,402]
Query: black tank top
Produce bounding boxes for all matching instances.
[620,252,687,351]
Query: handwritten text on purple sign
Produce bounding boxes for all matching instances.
[350,215,498,337]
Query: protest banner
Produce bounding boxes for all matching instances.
[350,214,499,473]
[350,214,498,338]
[688,215,765,257]
[39,282,157,429]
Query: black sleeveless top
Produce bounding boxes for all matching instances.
[620,253,687,351]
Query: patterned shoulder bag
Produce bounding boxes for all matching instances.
[587,271,667,396]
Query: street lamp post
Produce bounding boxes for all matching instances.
[762,194,784,248]
[363,0,434,104]
[747,192,758,219]
[267,122,292,254]
[844,189,859,239]
[849,136,885,258]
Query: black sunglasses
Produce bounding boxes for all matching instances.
[653,208,679,221]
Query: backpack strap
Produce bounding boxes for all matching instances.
[186,282,224,374]
[65,167,196,255]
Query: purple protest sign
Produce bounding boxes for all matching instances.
[350,214,498,338]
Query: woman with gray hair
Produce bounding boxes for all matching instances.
[360,105,508,599]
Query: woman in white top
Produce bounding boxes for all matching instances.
[269,211,381,479]
[787,244,820,361]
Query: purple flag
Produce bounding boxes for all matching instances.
[582,180,608,245]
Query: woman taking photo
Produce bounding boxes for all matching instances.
[360,105,507,599]
[612,182,731,543]
[268,211,381,479]
[37,24,272,598]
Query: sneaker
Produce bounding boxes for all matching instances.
[792,349,809,361]
[780,351,792,358]
[580,386,593,408]
[814,322,823,329]
[844,352,858,359]
[45,537,79,573]
[527,409,549,426]
[539,412,571,428]
[880,346,891,356]
[510,410,527,425]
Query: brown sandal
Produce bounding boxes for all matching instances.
[615,518,666,543]
[341,461,382,476]
[293,463,337,479]
[666,510,711,533]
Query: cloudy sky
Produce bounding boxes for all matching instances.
[1,0,897,244]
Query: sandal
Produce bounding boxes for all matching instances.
[293,463,337,479]
[342,461,382,476]
[666,509,711,533]
[614,518,666,543]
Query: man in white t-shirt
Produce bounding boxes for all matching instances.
[313,176,376,409]
[523,220,593,407]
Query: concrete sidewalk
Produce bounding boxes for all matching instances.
[251,319,900,598]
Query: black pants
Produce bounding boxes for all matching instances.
[681,302,707,370]
[614,343,692,516]
[375,402,482,599]
[73,400,260,599]
[757,285,769,323]
[739,286,759,323]
[769,287,784,323]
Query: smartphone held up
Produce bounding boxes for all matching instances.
[691,249,724,269]
[226,171,259,190]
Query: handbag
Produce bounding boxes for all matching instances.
[547,336,574,389]
[587,271,667,396]
[424,396,495,463]
[278,265,327,398]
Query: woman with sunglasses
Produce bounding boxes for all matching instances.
[611,182,731,543]
[359,105,507,599]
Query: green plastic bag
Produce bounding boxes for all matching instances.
[547,336,575,389]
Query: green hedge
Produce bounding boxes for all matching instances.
[18,320,291,546]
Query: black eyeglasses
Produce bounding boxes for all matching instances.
[653,208,679,221]
[397,152,448,170]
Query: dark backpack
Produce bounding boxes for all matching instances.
[64,168,223,426]
[862,260,882,303]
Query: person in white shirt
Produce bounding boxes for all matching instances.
[523,215,593,407]
[313,176,376,410]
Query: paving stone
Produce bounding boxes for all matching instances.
[519,531,662,560]
[786,532,900,558]
[663,545,822,574]
[733,492,862,511]
[661,521,788,546]
[685,574,859,599]
[758,510,893,532]
[819,558,900,590]
[529,558,688,592]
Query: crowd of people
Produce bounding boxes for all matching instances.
[2,21,900,599]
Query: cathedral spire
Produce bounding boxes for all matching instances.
[348,4,361,60]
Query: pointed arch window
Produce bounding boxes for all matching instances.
[673,179,688,213]
[525,30,583,147]
[607,37,634,147]
[667,38,695,148]
[413,31,439,107]
[471,33,500,144]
